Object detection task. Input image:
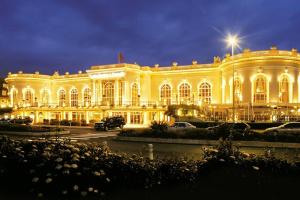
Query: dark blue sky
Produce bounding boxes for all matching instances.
[1,0,300,77]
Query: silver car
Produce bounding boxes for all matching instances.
[264,122,300,134]
[168,122,196,130]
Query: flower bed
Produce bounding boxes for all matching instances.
[0,136,300,199]
[119,127,300,143]
[0,123,65,132]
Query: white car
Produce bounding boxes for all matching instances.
[264,122,300,134]
[168,122,196,130]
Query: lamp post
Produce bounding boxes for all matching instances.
[226,34,240,123]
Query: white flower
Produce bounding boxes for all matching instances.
[219,159,225,162]
[252,166,259,170]
[32,177,39,183]
[94,189,98,193]
[71,164,78,169]
[94,171,101,176]
[73,185,79,191]
[55,158,63,162]
[55,164,62,170]
[63,163,71,168]
[88,187,93,192]
[62,190,68,195]
[45,178,53,184]
[106,178,110,182]
[37,193,43,198]
[81,191,87,197]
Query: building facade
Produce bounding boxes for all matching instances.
[5,47,300,126]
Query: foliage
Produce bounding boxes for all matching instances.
[0,137,300,199]
[0,108,12,115]
[150,121,168,133]
[119,126,300,143]
[0,123,64,132]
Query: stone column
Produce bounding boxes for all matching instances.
[114,80,119,106]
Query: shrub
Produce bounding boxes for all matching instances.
[150,121,168,133]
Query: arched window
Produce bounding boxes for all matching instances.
[83,88,91,106]
[24,89,34,106]
[199,82,211,104]
[234,78,242,104]
[160,84,171,105]
[103,81,114,105]
[131,83,139,106]
[58,89,66,107]
[179,83,191,103]
[279,75,289,103]
[253,75,267,103]
[70,88,78,107]
[11,89,18,106]
[41,89,50,106]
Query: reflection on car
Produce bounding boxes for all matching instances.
[206,122,251,135]
[94,116,126,131]
[168,122,196,130]
[264,122,300,134]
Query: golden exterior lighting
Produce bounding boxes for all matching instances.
[4,47,300,124]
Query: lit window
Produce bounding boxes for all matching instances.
[41,89,50,106]
[58,89,66,106]
[131,83,139,106]
[279,75,289,103]
[253,75,267,103]
[119,81,123,106]
[179,83,190,103]
[70,88,78,107]
[83,88,91,106]
[234,78,242,104]
[11,89,17,106]
[130,112,143,124]
[103,81,114,105]
[160,84,171,105]
[199,82,211,104]
[24,89,34,106]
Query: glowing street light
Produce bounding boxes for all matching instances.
[225,34,240,122]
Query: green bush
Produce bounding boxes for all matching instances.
[150,121,168,133]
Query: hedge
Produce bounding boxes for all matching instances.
[0,137,299,199]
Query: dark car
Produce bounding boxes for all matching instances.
[207,122,250,135]
[94,116,126,131]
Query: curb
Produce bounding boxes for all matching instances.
[115,136,300,149]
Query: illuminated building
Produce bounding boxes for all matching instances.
[5,46,300,125]
[0,79,9,108]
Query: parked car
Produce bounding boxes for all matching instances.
[168,122,196,130]
[207,122,251,135]
[264,122,300,134]
[94,116,126,131]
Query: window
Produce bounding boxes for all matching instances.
[70,88,78,107]
[131,83,139,106]
[130,112,143,124]
[234,78,242,104]
[253,75,267,103]
[41,89,50,106]
[179,83,190,103]
[11,89,17,106]
[119,81,123,106]
[58,89,66,107]
[160,84,171,105]
[24,89,34,106]
[83,88,91,106]
[279,75,289,103]
[103,81,114,105]
[199,82,211,104]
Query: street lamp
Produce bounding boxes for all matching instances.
[226,34,240,122]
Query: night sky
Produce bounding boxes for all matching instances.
[1,0,300,77]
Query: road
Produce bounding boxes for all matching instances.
[5,127,300,162]
[58,127,300,162]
